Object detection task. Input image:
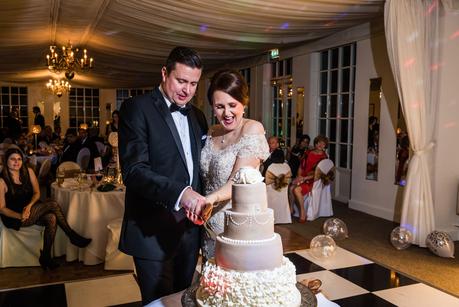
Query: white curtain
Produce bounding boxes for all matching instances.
[384,0,439,246]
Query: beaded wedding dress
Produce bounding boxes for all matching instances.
[200,133,269,260]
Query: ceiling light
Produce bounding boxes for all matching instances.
[46,79,71,97]
[46,41,94,80]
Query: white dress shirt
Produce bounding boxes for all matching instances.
[159,86,194,210]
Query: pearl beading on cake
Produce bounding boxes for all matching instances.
[220,234,277,245]
[225,211,272,227]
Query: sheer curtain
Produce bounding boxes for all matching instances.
[384,0,439,246]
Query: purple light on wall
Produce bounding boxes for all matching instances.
[200,24,208,32]
[280,22,289,30]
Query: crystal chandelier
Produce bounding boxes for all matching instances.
[46,79,71,97]
[46,41,94,80]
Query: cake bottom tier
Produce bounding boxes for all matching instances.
[196,256,301,307]
[215,233,283,271]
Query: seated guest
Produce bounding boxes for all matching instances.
[261,136,280,177]
[15,132,30,154]
[292,135,328,222]
[61,128,80,163]
[0,148,91,269]
[78,126,101,171]
[53,126,62,142]
[288,134,310,179]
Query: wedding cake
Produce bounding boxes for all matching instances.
[196,168,301,307]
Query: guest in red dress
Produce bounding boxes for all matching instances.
[292,135,329,222]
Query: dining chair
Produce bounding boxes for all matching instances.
[76,147,91,171]
[57,161,81,178]
[265,163,293,224]
[0,219,43,268]
[304,159,335,221]
[95,141,106,156]
[38,159,52,200]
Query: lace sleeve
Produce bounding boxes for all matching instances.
[237,134,270,160]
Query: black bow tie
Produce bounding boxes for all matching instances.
[169,103,191,116]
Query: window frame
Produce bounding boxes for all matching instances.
[318,43,356,170]
[0,86,28,129]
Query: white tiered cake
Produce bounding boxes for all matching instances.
[196,168,301,307]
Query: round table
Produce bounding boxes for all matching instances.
[51,181,125,265]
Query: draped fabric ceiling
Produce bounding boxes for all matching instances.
[0,0,384,88]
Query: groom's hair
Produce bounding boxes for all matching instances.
[207,69,249,106]
[165,46,202,74]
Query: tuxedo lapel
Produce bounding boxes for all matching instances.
[151,88,187,167]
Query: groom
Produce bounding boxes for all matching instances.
[118,47,208,305]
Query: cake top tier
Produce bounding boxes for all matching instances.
[231,168,267,213]
[232,167,264,184]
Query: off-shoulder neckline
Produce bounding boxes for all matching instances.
[208,133,265,152]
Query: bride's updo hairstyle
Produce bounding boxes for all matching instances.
[207,69,249,107]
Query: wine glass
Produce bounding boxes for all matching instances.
[77,173,87,190]
[95,171,104,185]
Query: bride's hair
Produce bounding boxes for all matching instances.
[207,69,249,106]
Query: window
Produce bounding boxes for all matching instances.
[69,88,100,129]
[0,86,29,128]
[239,68,251,118]
[318,43,356,169]
[271,58,292,78]
[271,58,293,147]
[0,86,28,129]
[116,88,153,110]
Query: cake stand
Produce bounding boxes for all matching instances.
[181,282,317,307]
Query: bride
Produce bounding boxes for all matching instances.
[200,69,269,260]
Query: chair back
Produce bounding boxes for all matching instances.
[57,161,81,178]
[38,159,52,181]
[265,163,292,224]
[306,159,334,221]
[314,159,335,185]
[76,147,90,171]
[265,163,292,191]
[95,141,106,155]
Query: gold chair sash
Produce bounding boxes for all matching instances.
[314,167,335,186]
[265,170,291,191]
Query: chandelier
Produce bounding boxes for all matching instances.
[46,79,71,97]
[45,41,94,80]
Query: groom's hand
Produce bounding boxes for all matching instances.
[181,188,206,224]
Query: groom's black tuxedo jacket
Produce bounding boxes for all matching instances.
[118,87,208,260]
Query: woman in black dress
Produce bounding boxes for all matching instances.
[0,148,91,269]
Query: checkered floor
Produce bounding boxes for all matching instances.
[1,247,458,306]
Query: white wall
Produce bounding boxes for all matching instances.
[349,34,401,221]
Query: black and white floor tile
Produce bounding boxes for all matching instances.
[1,247,458,307]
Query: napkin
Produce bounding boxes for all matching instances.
[97,183,116,192]
[60,178,79,188]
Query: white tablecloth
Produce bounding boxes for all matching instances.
[51,181,125,265]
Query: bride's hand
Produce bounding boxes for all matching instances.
[205,194,219,206]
